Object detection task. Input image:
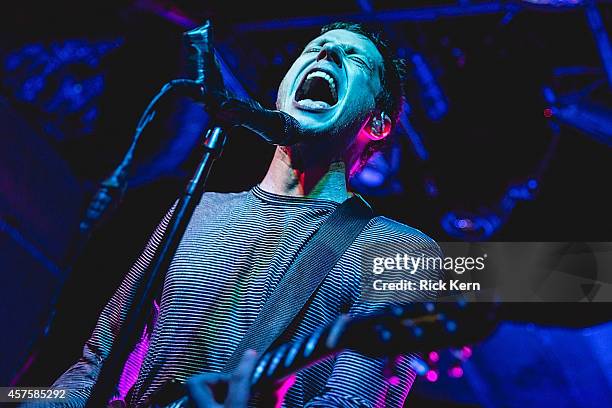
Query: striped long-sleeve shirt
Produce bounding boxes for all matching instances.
[50,185,441,407]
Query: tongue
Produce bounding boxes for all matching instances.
[296,98,331,110]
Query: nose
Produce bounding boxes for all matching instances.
[316,43,343,68]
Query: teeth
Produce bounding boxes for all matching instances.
[305,70,337,99]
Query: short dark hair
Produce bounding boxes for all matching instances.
[320,22,406,127]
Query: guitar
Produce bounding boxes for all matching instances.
[142,301,499,408]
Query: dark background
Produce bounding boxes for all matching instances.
[1,1,611,407]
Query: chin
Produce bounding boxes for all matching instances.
[298,120,343,144]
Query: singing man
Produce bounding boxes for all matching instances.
[49,22,441,408]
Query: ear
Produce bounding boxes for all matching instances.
[364,111,392,141]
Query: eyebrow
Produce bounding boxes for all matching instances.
[306,38,369,56]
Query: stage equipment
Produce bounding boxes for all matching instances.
[543,82,612,146]
[411,53,448,121]
[585,1,612,88]
[85,17,310,406]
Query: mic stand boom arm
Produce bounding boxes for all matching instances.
[86,125,227,407]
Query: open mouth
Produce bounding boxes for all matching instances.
[294,69,339,111]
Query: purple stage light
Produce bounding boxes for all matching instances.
[425,370,439,382]
[448,365,464,378]
[428,351,440,363]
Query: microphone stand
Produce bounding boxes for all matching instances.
[86,21,232,406]
[86,124,227,407]
[88,21,230,406]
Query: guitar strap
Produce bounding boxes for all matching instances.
[222,194,374,373]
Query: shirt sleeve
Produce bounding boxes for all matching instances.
[23,207,175,408]
[303,234,443,408]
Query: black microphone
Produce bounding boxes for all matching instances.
[171,79,306,146]
[215,98,306,146]
[183,20,305,146]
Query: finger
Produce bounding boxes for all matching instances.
[187,373,229,408]
[226,349,258,407]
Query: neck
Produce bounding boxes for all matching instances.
[259,147,352,203]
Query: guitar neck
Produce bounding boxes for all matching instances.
[147,302,498,408]
[250,302,496,390]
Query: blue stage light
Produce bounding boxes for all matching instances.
[2,38,122,140]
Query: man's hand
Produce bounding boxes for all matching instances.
[186,350,258,408]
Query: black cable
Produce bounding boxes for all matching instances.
[78,79,203,237]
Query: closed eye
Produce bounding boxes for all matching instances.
[304,47,320,53]
[349,55,372,71]
[303,42,372,71]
